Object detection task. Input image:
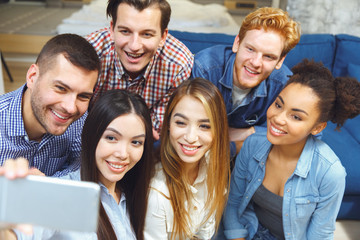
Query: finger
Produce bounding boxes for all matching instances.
[16,224,33,235]
[14,157,30,178]
[29,168,45,177]
[3,159,16,179]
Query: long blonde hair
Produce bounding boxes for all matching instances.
[160,78,230,239]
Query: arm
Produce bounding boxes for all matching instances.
[306,160,346,239]
[229,127,256,154]
[223,139,255,240]
[144,188,170,240]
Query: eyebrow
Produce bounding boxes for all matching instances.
[117,25,157,34]
[106,127,146,138]
[173,113,210,123]
[54,80,93,97]
[278,96,309,116]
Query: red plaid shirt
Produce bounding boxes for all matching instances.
[87,28,194,133]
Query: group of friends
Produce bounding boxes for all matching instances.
[1,0,360,239]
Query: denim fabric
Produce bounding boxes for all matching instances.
[223,132,346,240]
[191,45,291,128]
[252,223,278,240]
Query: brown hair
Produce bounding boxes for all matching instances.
[287,59,360,129]
[160,78,230,239]
[107,0,171,34]
[238,7,301,58]
[36,33,100,76]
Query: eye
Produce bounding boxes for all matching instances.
[132,140,144,146]
[78,94,92,101]
[246,47,254,52]
[292,115,302,121]
[142,32,154,38]
[105,135,117,142]
[175,120,186,126]
[199,124,211,130]
[119,29,130,35]
[274,101,281,109]
[56,85,66,92]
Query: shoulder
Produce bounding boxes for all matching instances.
[86,28,114,56]
[267,63,292,85]
[160,33,194,67]
[150,163,169,195]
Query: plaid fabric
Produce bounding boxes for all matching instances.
[87,28,194,133]
[0,85,84,177]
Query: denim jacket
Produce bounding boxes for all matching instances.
[223,132,346,240]
[191,45,291,128]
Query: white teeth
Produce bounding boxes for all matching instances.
[182,145,198,151]
[245,66,257,74]
[271,126,285,134]
[52,110,69,120]
[127,52,142,58]
[108,163,125,169]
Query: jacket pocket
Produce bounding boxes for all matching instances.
[294,195,320,219]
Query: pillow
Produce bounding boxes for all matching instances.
[333,34,360,77]
[347,63,360,82]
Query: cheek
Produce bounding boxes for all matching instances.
[202,132,213,147]
[129,148,144,166]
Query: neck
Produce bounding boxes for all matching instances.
[22,88,45,141]
[271,138,308,162]
[183,160,201,185]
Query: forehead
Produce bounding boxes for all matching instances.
[172,96,209,120]
[280,83,320,111]
[115,3,162,31]
[108,113,146,135]
[242,28,285,55]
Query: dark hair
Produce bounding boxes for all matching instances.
[80,90,154,240]
[287,59,360,129]
[36,34,100,76]
[107,0,171,34]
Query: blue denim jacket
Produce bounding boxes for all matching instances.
[223,132,346,240]
[191,45,291,128]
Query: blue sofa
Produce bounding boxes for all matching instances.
[169,30,360,220]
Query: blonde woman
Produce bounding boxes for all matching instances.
[144,78,230,239]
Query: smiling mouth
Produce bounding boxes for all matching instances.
[51,110,70,120]
[245,66,259,74]
[271,125,286,134]
[182,144,200,151]
[126,51,144,59]
[108,162,125,169]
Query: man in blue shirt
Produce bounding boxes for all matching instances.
[191,7,300,154]
[0,34,100,176]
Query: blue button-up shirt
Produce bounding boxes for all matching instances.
[223,132,346,240]
[191,45,291,128]
[0,85,84,176]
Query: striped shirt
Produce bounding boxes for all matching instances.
[87,28,194,133]
[0,85,85,177]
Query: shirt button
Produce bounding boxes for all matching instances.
[194,206,198,210]
[287,188,290,192]
[285,214,288,217]
[258,179,261,181]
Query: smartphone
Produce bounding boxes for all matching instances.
[0,175,100,232]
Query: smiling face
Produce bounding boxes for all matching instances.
[26,54,98,140]
[95,113,146,191]
[169,95,213,168]
[232,28,285,90]
[266,83,326,147]
[110,3,168,79]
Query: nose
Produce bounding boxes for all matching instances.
[250,53,262,67]
[184,126,199,143]
[61,94,78,115]
[114,144,129,160]
[273,110,286,126]
[128,34,141,52]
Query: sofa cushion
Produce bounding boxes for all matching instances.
[333,34,360,77]
[322,121,360,195]
[347,63,360,81]
[169,30,235,54]
[284,34,336,71]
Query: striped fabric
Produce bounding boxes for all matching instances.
[0,85,84,177]
[87,28,194,133]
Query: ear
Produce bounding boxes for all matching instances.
[159,28,168,48]
[275,55,286,70]
[232,35,240,53]
[26,64,39,89]
[109,20,115,41]
[311,122,327,136]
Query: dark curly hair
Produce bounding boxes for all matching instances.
[286,59,360,129]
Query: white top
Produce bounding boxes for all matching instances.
[144,160,215,240]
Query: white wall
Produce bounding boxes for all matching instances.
[287,0,360,37]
